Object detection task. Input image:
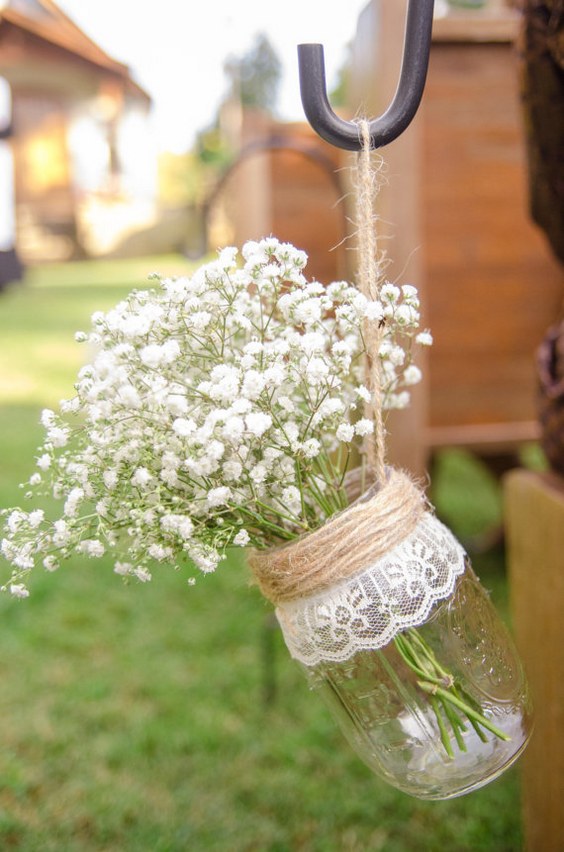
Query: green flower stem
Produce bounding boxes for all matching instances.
[312,451,350,513]
[235,506,297,543]
[300,469,334,520]
[440,696,468,752]
[394,629,511,757]
[417,680,511,742]
[430,694,454,759]
[253,499,308,533]
[453,685,489,743]
[406,628,452,680]
[393,633,445,687]
[403,631,474,739]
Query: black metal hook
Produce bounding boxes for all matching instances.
[297,0,435,151]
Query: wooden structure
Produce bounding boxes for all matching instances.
[207,113,348,286]
[505,469,564,852]
[0,0,155,261]
[350,1,564,473]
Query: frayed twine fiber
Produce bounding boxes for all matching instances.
[248,467,426,605]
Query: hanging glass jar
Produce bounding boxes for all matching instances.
[257,475,533,801]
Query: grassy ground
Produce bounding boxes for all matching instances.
[0,258,523,851]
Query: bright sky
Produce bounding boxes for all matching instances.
[56,0,370,153]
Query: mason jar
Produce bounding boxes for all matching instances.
[275,515,532,800]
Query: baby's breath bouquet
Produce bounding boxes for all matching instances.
[1,237,531,800]
[1,238,426,593]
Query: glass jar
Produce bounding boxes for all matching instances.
[301,560,532,800]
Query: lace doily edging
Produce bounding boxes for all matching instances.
[275,513,467,666]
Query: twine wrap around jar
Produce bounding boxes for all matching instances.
[248,467,426,606]
[248,468,467,666]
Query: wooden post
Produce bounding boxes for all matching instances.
[504,469,564,852]
[349,2,564,472]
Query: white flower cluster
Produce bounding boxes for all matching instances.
[1,238,430,595]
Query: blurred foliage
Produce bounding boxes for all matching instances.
[158,150,225,208]
[330,45,353,109]
[224,32,282,112]
[193,125,234,170]
[431,449,503,542]
[159,33,281,215]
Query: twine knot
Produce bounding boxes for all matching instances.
[248,468,426,605]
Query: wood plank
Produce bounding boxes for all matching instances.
[427,420,540,451]
[504,469,564,852]
[432,12,520,44]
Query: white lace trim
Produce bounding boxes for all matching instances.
[275,513,467,666]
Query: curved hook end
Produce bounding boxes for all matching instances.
[297,43,363,152]
[296,0,434,151]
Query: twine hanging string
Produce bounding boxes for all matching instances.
[248,121,426,606]
[356,119,388,484]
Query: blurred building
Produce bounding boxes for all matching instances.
[0,0,157,262]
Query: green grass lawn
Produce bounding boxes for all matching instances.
[0,257,523,851]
